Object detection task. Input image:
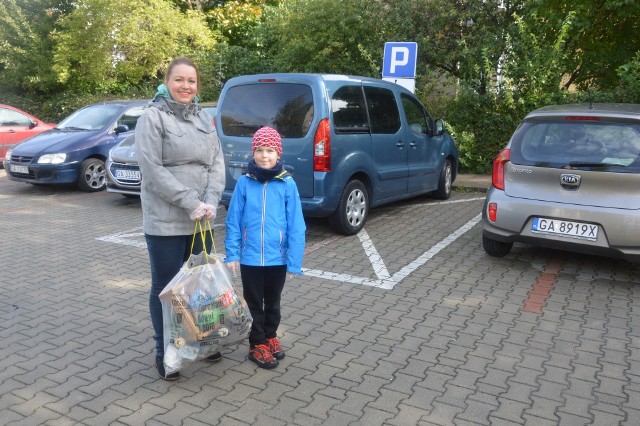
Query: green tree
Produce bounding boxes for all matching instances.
[255,0,384,75]
[0,0,72,95]
[527,0,640,90]
[52,0,218,94]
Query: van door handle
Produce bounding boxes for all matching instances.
[396,142,405,148]
[409,142,417,148]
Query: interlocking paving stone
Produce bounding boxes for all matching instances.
[3,176,640,424]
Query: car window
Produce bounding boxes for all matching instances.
[58,104,123,130]
[401,94,431,135]
[514,121,640,171]
[0,108,32,127]
[332,86,368,132]
[117,106,146,131]
[219,83,313,138]
[363,87,400,134]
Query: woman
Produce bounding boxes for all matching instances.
[135,57,225,380]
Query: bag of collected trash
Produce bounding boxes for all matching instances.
[159,227,251,375]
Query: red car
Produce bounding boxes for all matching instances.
[0,104,56,162]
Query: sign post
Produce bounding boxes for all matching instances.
[382,42,418,93]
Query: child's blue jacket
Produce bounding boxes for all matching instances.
[224,171,306,274]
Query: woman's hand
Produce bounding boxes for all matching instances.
[189,202,207,221]
[202,204,216,220]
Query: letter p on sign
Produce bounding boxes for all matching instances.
[390,47,409,73]
[382,42,417,78]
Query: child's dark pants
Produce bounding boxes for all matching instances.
[240,264,287,347]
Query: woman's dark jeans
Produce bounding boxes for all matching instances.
[240,264,287,347]
[145,232,212,358]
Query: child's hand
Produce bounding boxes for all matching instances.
[226,261,240,277]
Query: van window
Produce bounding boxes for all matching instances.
[363,87,401,134]
[332,86,368,132]
[402,94,431,135]
[219,83,313,138]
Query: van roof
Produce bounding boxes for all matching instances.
[223,73,413,93]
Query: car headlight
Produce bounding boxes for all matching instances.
[5,149,11,161]
[38,153,67,164]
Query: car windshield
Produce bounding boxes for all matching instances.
[219,83,313,138]
[512,121,640,172]
[57,104,123,131]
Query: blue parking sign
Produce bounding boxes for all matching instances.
[382,42,418,78]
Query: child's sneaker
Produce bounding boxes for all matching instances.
[267,337,285,360]
[248,344,279,369]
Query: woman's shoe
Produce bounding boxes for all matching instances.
[156,356,179,381]
[204,352,222,363]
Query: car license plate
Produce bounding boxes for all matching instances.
[531,217,598,241]
[10,164,29,174]
[115,169,140,180]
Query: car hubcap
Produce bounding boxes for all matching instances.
[445,164,452,194]
[345,188,366,227]
[86,163,106,189]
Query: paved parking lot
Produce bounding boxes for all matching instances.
[2,170,640,425]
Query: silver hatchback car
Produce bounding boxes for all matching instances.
[482,103,640,261]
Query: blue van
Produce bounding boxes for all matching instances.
[216,73,458,235]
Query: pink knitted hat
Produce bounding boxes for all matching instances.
[252,126,282,156]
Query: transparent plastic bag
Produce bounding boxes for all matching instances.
[159,252,251,374]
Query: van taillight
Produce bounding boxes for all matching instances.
[492,149,510,190]
[314,118,331,172]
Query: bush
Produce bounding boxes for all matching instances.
[444,89,523,173]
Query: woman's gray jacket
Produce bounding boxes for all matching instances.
[135,97,225,236]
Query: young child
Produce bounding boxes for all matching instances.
[224,126,306,369]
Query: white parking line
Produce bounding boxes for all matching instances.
[358,229,390,280]
[302,213,482,289]
[97,197,484,289]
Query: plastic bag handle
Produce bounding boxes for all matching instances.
[190,220,217,261]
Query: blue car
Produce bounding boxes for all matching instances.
[4,100,147,192]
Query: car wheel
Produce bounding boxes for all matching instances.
[482,234,513,257]
[78,158,107,192]
[433,159,452,200]
[329,179,369,235]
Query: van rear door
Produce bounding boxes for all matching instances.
[217,77,315,198]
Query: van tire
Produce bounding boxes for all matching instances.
[329,180,369,235]
[482,234,513,257]
[433,159,452,200]
[78,158,107,192]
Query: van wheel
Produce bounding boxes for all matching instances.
[78,158,107,192]
[329,180,369,235]
[433,159,452,200]
[482,234,513,257]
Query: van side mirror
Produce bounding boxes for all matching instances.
[434,119,445,136]
[29,120,37,129]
